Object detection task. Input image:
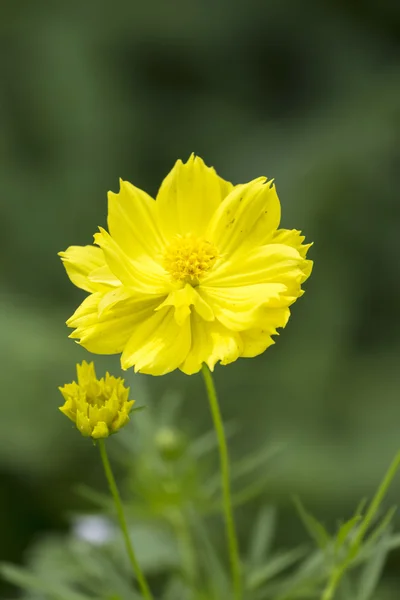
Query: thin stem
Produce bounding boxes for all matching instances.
[201,364,242,600]
[321,569,341,600]
[98,439,154,600]
[320,450,400,600]
[350,450,400,553]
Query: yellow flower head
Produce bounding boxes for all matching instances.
[59,155,313,376]
[59,361,135,438]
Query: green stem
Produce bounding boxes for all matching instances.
[320,450,400,600]
[350,450,400,553]
[201,364,242,600]
[321,569,341,600]
[98,439,154,600]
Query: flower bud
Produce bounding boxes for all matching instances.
[59,361,134,439]
[155,427,187,461]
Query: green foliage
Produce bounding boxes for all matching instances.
[293,454,400,599]
[1,399,399,599]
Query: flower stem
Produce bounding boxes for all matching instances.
[201,364,242,600]
[349,450,400,553]
[321,569,341,600]
[98,439,153,600]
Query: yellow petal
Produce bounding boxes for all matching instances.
[156,154,233,239]
[124,399,135,413]
[58,382,78,403]
[76,361,96,387]
[200,243,307,332]
[104,389,119,419]
[67,294,104,344]
[58,400,76,422]
[240,308,290,357]
[108,179,165,259]
[301,260,313,282]
[272,229,312,258]
[121,307,191,375]
[271,229,313,282]
[88,404,100,426]
[97,286,136,317]
[206,178,281,255]
[203,243,305,287]
[71,295,160,355]
[88,264,120,287]
[91,422,110,439]
[180,313,243,375]
[199,283,290,331]
[94,228,171,296]
[155,283,214,326]
[97,402,113,426]
[76,410,92,436]
[111,410,130,433]
[59,246,114,293]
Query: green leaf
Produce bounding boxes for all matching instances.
[130,405,146,413]
[0,563,89,600]
[73,484,112,509]
[363,506,397,551]
[356,530,391,600]
[204,472,273,513]
[230,473,272,507]
[162,577,192,600]
[272,550,326,600]
[386,533,400,551]
[247,546,307,590]
[353,498,368,519]
[189,510,230,598]
[336,574,356,600]
[231,443,284,481]
[190,422,238,459]
[334,498,367,557]
[335,516,362,552]
[247,505,277,565]
[293,497,330,550]
[205,444,283,498]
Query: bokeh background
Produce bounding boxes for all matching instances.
[1,0,400,596]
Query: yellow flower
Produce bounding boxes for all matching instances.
[59,361,135,438]
[59,155,312,376]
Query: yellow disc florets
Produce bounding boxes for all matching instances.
[163,234,218,284]
[59,361,135,439]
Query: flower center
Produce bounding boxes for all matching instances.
[163,234,218,283]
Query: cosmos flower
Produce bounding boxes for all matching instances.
[59,155,312,375]
[59,361,134,438]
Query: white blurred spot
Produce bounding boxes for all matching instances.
[73,515,115,545]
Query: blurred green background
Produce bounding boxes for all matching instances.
[1,0,400,595]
